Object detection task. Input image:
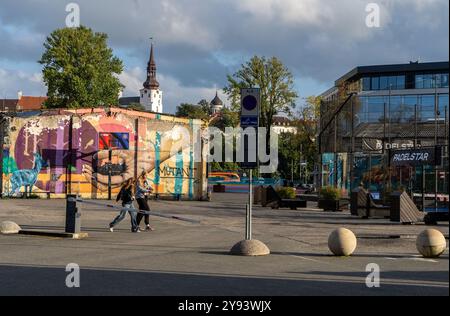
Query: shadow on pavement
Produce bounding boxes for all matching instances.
[0,264,447,296]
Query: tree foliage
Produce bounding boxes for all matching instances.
[175,103,210,121]
[297,96,320,143]
[278,96,320,182]
[39,26,124,109]
[126,103,146,112]
[224,56,298,129]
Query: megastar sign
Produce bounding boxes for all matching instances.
[391,147,442,167]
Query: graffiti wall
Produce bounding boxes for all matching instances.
[321,153,349,194]
[1,109,207,200]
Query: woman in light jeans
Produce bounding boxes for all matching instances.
[109,178,139,233]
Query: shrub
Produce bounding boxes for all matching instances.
[276,187,296,199]
[319,186,341,200]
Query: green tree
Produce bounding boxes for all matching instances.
[198,99,213,116]
[297,96,320,143]
[126,103,146,112]
[278,132,301,181]
[211,107,239,130]
[39,26,124,109]
[175,103,210,120]
[278,96,321,182]
[224,56,298,129]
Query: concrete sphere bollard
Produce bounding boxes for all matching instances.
[0,221,22,234]
[328,228,357,256]
[416,229,447,258]
[230,240,270,256]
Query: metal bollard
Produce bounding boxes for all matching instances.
[66,194,81,234]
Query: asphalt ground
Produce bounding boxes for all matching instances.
[0,193,448,296]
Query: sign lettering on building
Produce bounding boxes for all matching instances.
[390,147,442,166]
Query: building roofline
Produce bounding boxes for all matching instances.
[335,61,449,86]
[1,107,202,125]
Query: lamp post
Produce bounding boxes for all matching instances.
[434,75,439,211]
[0,116,4,198]
[299,142,303,184]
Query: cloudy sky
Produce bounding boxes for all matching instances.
[0,0,448,113]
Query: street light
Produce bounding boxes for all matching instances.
[434,74,439,211]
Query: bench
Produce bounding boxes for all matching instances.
[390,192,424,224]
[266,186,307,210]
[350,188,390,219]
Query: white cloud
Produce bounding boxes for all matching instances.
[118,67,144,95]
[119,66,226,114]
[234,0,329,25]
[157,0,217,50]
[0,68,46,98]
[0,0,448,107]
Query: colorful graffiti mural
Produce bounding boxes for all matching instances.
[1,109,207,200]
[321,153,349,194]
[9,152,46,195]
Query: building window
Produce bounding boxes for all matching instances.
[419,95,436,121]
[367,96,385,122]
[362,77,371,91]
[438,94,449,118]
[423,74,434,89]
[396,76,406,90]
[440,73,449,88]
[415,73,449,89]
[379,76,389,90]
[371,77,380,90]
[403,95,418,122]
[388,76,397,89]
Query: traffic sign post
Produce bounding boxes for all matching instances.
[240,88,260,240]
[240,88,260,170]
[229,88,269,256]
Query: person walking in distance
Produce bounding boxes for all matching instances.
[109,178,139,233]
[136,172,154,231]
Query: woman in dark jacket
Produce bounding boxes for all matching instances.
[135,172,154,231]
[109,178,139,233]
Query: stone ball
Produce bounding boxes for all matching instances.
[230,239,270,256]
[0,221,21,234]
[328,228,357,256]
[416,229,447,258]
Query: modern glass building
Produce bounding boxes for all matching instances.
[319,61,449,211]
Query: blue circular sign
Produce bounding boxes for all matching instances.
[243,95,257,111]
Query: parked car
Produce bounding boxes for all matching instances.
[296,184,314,194]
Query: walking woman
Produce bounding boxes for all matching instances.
[136,172,154,231]
[109,178,139,233]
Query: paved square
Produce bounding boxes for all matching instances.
[0,193,448,296]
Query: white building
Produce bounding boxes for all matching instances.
[210,91,224,114]
[139,44,163,113]
[271,115,298,134]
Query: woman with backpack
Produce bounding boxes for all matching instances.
[109,178,139,233]
[135,172,154,231]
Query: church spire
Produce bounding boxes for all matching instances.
[143,43,159,90]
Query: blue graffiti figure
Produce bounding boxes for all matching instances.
[9,153,47,196]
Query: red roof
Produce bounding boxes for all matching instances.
[16,96,47,110]
[0,99,18,112]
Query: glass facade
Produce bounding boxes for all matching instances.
[321,92,449,201]
[356,94,449,125]
[362,75,406,91]
[320,63,449,207]
[362,73,449,91]
[415,73,449,89]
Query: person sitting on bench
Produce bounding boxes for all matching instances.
[351,187,390,219]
